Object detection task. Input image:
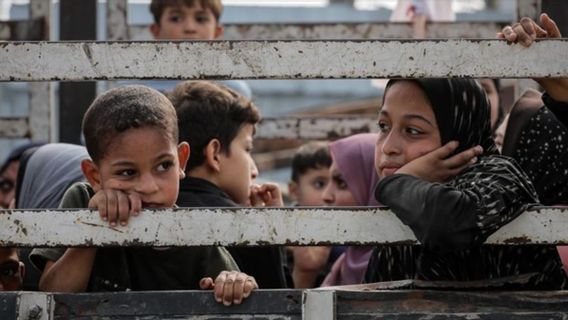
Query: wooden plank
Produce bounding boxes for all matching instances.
[2,39,568,81]
[127,22,506,41]
[0,118,29,138]
[0,18,44,41]
[2,207,568,247]
[336,290,568,318]
[257,116,377,140]
[53,290,301,319]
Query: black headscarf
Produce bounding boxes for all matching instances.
[384,78,498,156]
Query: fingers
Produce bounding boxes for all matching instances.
[117,191,130,226]
[430,141,459,160]
[500,25,517,42]
[541,13,561,38]
[443,145,483,169]
[128,193,142,217]
[212,271,257,306]
[88,189,142,226]
[199,277,214,290]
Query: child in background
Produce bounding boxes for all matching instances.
[169,80,288,289]
[32,85,256,306]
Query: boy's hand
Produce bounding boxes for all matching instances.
[498,13,560,47]
[88,189,142,226]
[396,141,483,183]
[199,271,258,306]
[249,183,284,207]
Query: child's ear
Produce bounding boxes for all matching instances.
[81,159,102,192]
[177,142,190,179]
[204,139,222,173]
[288,181,298,201]
[150,23,161,38]
[214,24,224,39]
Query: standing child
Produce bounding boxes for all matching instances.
[168,80,288,288]
[31,85,256,306]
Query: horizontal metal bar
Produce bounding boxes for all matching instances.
[0,18,44,41]
[2,39,568,81]
[127,22,505,41]
[1,207,567,247]
[257,116,377,140]
[0,118,29,138]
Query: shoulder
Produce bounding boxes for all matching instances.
[59,182,95,209]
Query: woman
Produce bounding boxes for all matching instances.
[365,78,567,289]
[320,133,379,286]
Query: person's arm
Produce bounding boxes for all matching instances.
[377,158,537,252]
[292,246,331,288]
[39,249,97,292]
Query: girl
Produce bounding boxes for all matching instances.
[366,78,567,289]
[320,133,379,286]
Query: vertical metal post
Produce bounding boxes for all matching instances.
[106,0,129,41]
[16,292,52,320]
[58,0,97,144]
[515,0,542,100]
[302,290,336,320]
[29,0,53,142]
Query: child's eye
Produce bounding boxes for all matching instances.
[195,15,210,23]
[116,169,136,177]
[313,179,328,190]
[157,161,174,172]
[168,14,182,23]
[406,127,423,136]
[377,121,390,133]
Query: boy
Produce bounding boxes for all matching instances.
[31,85,256,305]
[146,0,251,98]
[0,248,24,291]
[287,142,333,288]
[168,81,288,288]
[288,141,331,207]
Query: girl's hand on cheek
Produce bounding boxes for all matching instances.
[396,141,483,183]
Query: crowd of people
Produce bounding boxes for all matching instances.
[1,0,568,304]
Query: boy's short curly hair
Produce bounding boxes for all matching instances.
[150,0,223,24]
[291,142,332,182]
[82,85,178,163]
[167,81,260,172]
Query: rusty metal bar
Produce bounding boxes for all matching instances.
[1,207,568,247]
[2,39,567,81]
[125,21,506,41]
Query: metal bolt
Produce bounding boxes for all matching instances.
[27,305,43,320]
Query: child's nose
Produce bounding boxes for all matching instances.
[183,19,197,32]
[136,174,159,194]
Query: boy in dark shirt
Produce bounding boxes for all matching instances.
[168,81,288,288]
[31,85,256,306]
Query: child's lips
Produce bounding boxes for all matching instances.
[142,202,163,208]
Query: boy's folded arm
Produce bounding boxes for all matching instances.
[39,248,97,292]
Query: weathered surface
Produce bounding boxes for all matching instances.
[126,22,506,41]
[106,0,129,41]
[257,116,377,140]
[53,290,302,319]
[1,207,568,247]
[2,40,568,81]
[0,118,29,138]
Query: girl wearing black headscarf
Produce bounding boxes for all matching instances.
[365,78,567,289]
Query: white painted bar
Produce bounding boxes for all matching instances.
[2,39,567,81]
[28,0,53,142]
[303,290,335,320]
[106,0,129,41]
[0,118,29,138]
[1,207,568,247]
[126,22,505,41]
[256,116,377,140]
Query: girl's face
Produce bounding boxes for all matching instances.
[321,161,357,206]
[375,81,442,179]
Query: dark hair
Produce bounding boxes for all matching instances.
[168,81,260,172]
[150,0,223,24]
[291,141,332,182]
[82,85,178,163]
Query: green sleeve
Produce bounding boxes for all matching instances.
[28,182,94,271]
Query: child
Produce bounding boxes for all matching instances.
[0,248,24,291]
[365,78,567,289]
[31,85,256,305]
[287,141,331,288]
[146,0,251,98]
[288,141,331,207]
[168,80,288,288]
